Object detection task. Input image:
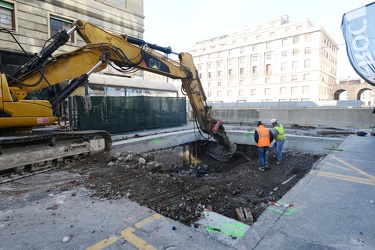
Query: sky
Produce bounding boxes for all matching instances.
[144,0,373,80]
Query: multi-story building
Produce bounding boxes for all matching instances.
[0,0,144,78]
[189,15,338,103]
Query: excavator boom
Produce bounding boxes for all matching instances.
[0,19,237,179]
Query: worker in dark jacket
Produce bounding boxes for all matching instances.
[254,121,274,172]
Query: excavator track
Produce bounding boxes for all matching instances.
[0,130,112,183]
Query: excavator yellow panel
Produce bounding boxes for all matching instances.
[0,98,57,129]
[0,73,14,102]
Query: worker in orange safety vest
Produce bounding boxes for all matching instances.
[254,121,274,172]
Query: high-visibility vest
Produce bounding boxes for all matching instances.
[256,125,271,147]
[275,124,286,140]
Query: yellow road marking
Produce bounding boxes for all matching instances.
[87,236,120,250]
[87,213,162,250]
[121,227,157,250]
[332,155,375,181]
[311,155,375,186]
[325,162,355,172]
[135,213,163,229]
[311,170,375,186]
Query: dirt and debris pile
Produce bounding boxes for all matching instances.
[59,143,323,226]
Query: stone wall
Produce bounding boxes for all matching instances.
[0,0,144,53]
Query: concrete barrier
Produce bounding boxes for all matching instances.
[210,108,375,128]
[112,129,344,155]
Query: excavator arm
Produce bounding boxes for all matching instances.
[76,20,236,157]
[2,20,237,160]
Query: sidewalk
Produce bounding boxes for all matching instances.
[236,134,375,250]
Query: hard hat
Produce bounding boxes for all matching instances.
[271,118,277,124]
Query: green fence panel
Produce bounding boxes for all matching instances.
[74,96,186,134]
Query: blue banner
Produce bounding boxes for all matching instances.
[341,2,375,86]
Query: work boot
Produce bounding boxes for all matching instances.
[258,166,265,172]
[265,164,269,169]
[276,161,282,165]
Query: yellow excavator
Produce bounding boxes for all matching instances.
[0,20,237,178]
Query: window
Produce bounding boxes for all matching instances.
[280,87,287,94]
[217,70,222,78]
[281,62,287,71]
[239,79,244,85]
[297,25,302,30]
[198,64,203,70]
[0,1,15,30]
[252,66,258,75]
[291,86,297,94]
[265,53,271,60]
[217,91,222,97]
[252,55,258,62]
[293,49,299,56]
[239,89,245,96]
[228,50,233,56]
[292,61,298,70]
[266,42,271,49]
[239,67,245,77]
[304,59,311,68]
[293,36,299,44]
[217,82,221,87]
[292,74,298,81]
[208,72,212,79]
[50,15,75,43]
[227,90,232,96]
[217,61,222,68]
[208,62,212,69]
[252,44,257,51]
[282,39,287,46]
[305,33,311,42]
[207,91,212,97]
[305,46,311,54]
[199,73,203,79]
[265,77,270,83]
[303,86,310,94]
[239,57,245,64]
[266,64,272,75]
[303,73,310,80]
[228,59,234,66]
[282,50,287,58]
[252,78,257,84]
[281,75,286,82]
[264,88,271,95]
[228,69,233,78]
[208,82,211,88]
[251,89,257,96]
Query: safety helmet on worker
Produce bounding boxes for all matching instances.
[271,118,277,124]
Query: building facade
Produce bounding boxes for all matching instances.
[189,15,338,103]
[0,0,144,78]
